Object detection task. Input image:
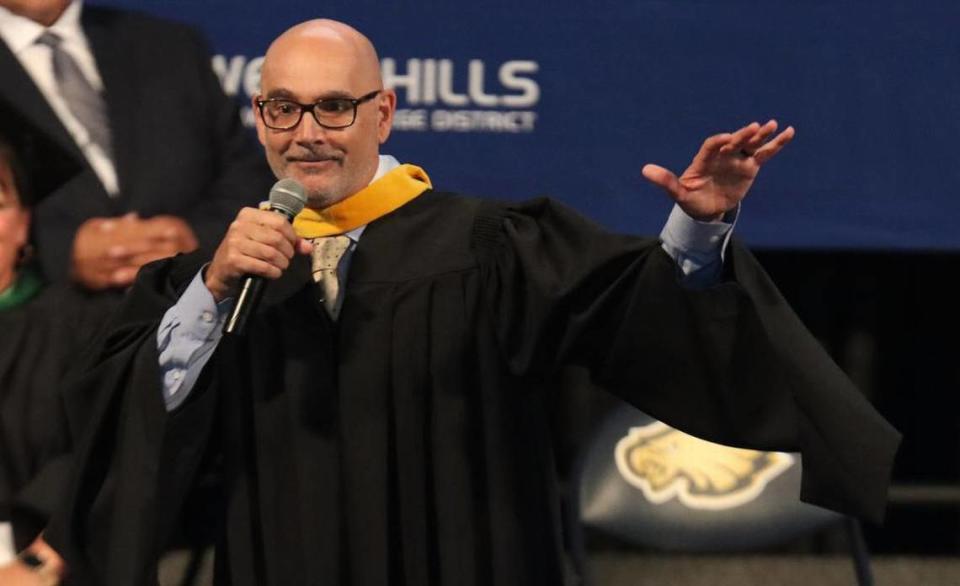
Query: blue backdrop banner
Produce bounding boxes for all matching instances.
[94,0,960,250]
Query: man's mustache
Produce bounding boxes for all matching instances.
[286,149,343,163]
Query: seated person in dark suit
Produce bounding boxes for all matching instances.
[0,0,273,292]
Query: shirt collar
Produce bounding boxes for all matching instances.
[373,153,400,182]
[0,0,83,54]
[343,154,401,242]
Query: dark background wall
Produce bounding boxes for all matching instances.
[760,251,960,554]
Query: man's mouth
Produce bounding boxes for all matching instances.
[287,154,342,165]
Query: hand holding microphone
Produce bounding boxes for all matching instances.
[204,179,310,334]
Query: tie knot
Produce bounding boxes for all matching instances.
[36,30,63,49]
[310,235,352,272]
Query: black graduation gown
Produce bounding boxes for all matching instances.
[0,285,111,549]
[46,191,900,586]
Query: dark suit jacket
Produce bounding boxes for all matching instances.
[0,4,273,283]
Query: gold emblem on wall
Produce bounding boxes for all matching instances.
[614,421,794,510]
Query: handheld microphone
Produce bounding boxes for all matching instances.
[223,178,307,335]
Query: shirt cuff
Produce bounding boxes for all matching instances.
[180,270,231,342]
[158,269,232,410]
[660,203,737,261]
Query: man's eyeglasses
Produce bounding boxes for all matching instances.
[256,90,381,130]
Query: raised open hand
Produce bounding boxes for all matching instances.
[642,120,795,221]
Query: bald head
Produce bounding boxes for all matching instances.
[254,19,397,208]
[262,19,382,95]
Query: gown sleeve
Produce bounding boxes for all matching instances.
[43,252,217,585]
[472,197,900,524]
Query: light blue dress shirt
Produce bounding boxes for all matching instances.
[157,154,736,410]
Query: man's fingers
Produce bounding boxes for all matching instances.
[641,164,683,200]
[223,212,299,267]
[226,217,297,261]
[235,208,300,246]
[237,206,295,229]
[106,242,149,262]
[98,212,137,230]
[110,267,139,286]
[245,224,296,259]
[296,238,315,256]
[700,133,734,156]
[139,222,184,241]
[741,119,780,153]
[225,236,293,273]
[222,248,286,280]
[127,246,188,268]
[105,237,183,261]
[243,239,293,271]
[239,258,285,280]
[206,207,304,300]
[753,126,796,165]
[136,219,197,252]
[717,122,762,155]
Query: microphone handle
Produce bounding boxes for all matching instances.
[223,275,267,335]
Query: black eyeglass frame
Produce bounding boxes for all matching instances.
[255,90,382,130]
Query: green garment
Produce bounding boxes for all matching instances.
[0,268,43,312]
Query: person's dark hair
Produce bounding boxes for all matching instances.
[0,133,34,206]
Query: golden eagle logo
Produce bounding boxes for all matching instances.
[614,421,794,510]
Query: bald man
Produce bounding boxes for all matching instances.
[43,19,899,586]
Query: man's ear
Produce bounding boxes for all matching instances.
[252,95,268,146]
[377,89,397,144]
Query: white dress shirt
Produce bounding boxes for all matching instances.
[0,0,119,195]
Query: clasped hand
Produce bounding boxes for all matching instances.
[72,213,198,289]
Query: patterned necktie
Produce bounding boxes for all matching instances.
[310,235,352,320]
[36,31,113,155]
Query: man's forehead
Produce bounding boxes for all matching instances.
[261,87,358,101]
[261,40,373,97]
[260,64,367,102]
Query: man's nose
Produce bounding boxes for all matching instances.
[294,110,327,142]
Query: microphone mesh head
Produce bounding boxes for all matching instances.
[268,178,307,218]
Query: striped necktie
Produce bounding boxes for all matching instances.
[36,31,113,155]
